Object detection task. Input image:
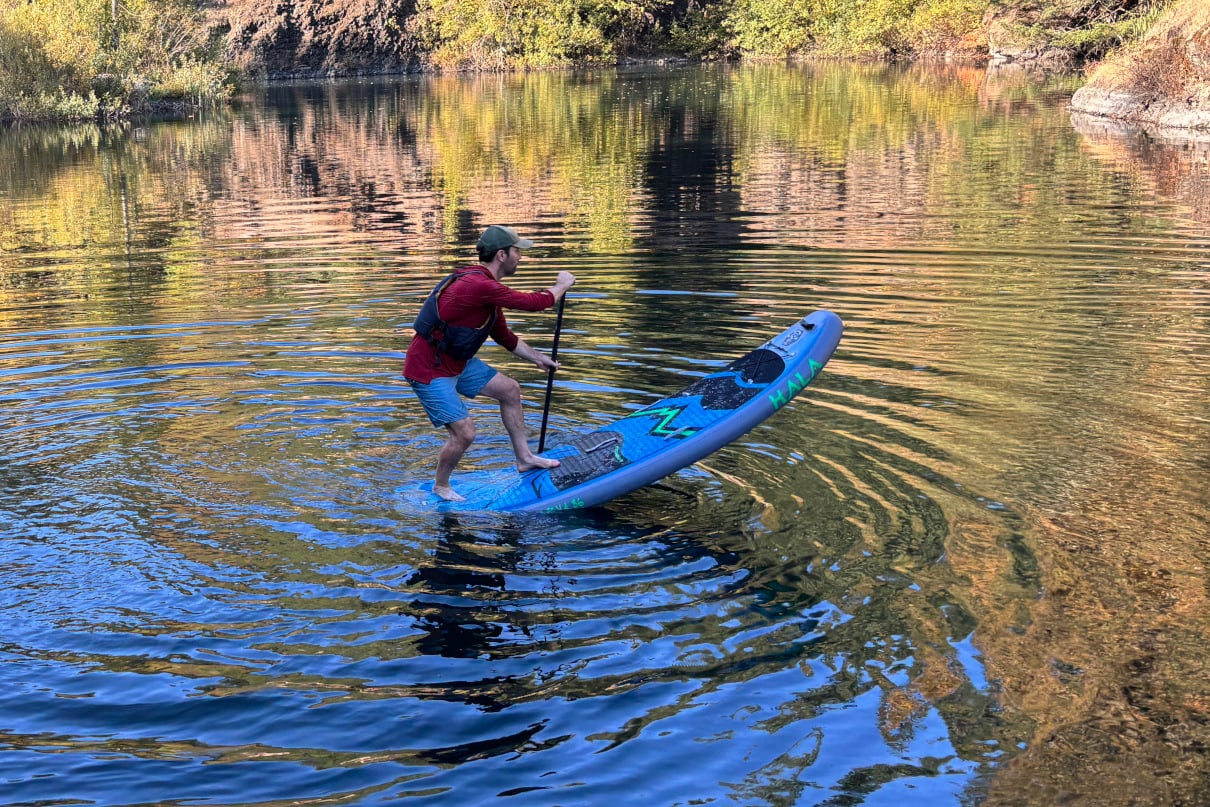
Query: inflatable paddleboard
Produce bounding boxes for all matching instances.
[420,310,842,513]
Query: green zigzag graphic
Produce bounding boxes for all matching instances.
[634,405,700,438]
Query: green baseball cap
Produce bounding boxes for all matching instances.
[477,225,534,253]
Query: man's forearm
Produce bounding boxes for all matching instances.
[511,338,555,370]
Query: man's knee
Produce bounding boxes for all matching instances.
[484,374,522,406]
[446,418,476,447]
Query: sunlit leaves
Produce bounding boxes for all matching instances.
[408,0,666,69]
[724,0,986,58]
[0,0,227,120]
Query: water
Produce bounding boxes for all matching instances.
[1,63,1208,805]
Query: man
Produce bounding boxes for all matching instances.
[405,225,576,501]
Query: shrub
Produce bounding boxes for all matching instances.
[905,0,988,56]
[668,2,735,59]
[1053,3,1172,60]
[409,0,666,69]
[725,0,815,56]
[150,59,229,103]
[723,0,984,59]
[0,0,227,121]
[1,90,102,121]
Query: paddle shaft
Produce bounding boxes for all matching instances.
[537,294,567,453]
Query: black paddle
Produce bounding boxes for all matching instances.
[537,294,567,453]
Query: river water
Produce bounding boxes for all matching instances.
[1,63,1208,806]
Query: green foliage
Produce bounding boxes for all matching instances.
[0,0,1184,115]
[668,1,735,58]
[1051,3,1171,59]
[151,59,230,101]
[725,0,815,56]
[720,0,986,58]
[1,89,104,121]
[408,0,666,69]
[0,0,105,97]
[905,0,987,55]
[0,0,228,122]
[828,0,919,56]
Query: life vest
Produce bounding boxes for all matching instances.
[413,268,498,364]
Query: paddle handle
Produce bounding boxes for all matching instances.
[537,294,567,453]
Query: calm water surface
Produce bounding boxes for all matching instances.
[2,64,1209,806]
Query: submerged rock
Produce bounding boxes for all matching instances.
[1071,0,1210,130]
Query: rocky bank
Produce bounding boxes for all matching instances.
[1070,0,1210,130]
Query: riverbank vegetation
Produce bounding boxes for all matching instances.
[0,0,1179,122]
[217,0,1176,71]
[0,0,229,121]
[1071,1,1210,129]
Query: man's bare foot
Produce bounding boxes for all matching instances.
[517,455,560,472]
[433,484,466,502]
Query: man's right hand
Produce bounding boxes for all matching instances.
[552,271,576,297]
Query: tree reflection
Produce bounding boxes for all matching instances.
[4,62,1210,804]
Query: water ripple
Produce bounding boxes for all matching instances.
[4,64,1209,806]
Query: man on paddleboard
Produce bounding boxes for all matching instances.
[405,225,576,501]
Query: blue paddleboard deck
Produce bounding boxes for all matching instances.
[416,310,843,513]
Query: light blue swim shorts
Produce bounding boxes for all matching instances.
[407,357,498,427]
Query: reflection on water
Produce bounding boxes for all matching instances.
[1,63,1209,805]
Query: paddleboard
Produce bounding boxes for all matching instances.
[417,310,842,513]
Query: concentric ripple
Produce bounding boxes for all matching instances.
[4,63,1210,806]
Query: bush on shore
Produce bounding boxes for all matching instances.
[719,0,987,59]
[409,0,663,71]
[986,0,1173,64]
[0,0,229,122]
[0,0,1178,121]
[404,0,988,67]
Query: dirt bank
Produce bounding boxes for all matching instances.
[1071,0,1210,130]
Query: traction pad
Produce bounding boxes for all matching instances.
[677,348,786,410]
[549,430,628,489]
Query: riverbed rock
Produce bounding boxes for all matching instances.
[1071,0,1210,130]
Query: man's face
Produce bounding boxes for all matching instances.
[499,246,521,276]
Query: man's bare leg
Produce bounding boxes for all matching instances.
[479,373,559,472]
[433,417,475,501]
